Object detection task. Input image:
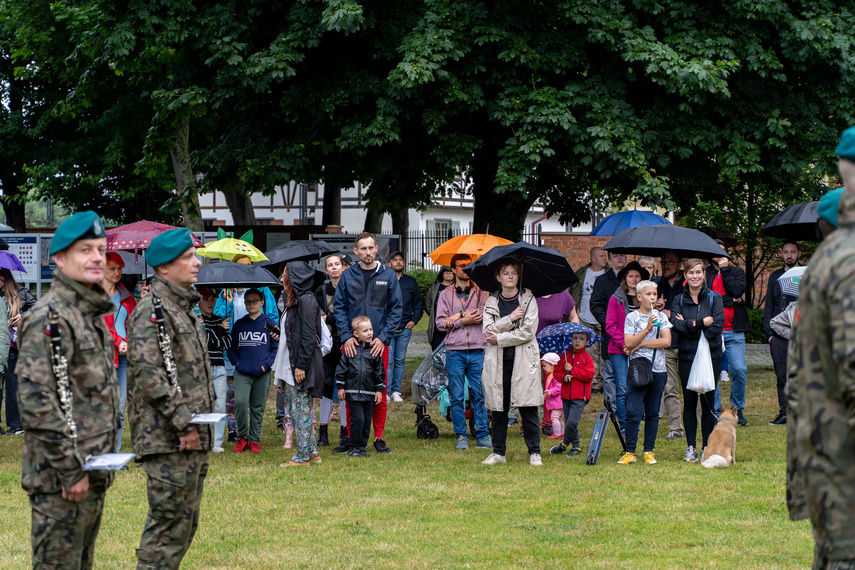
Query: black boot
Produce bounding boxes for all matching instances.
[318,424,329,446]
[737,409,748,427]
[332,427,350,454]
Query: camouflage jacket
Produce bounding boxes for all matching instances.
[786,188,855,558]
[128,275,214,457]
[17,270,118,495]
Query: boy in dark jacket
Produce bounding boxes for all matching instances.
[227,288,278,453]
[549,331,595,457]
[336,316,384,457]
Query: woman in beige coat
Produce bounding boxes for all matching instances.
[481,260,543,466]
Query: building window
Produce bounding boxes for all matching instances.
[429,218,460,249]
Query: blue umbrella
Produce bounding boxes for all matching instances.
[0,251,26,273]
[589,209,670,236]
[536,322,601,354]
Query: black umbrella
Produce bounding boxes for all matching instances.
[196,262,283,289]
[464,242,578,296]
[762,201,820,242]
[602,224,731,259]
[261,239,341,266]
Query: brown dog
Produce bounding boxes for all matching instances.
[701,407,738,468]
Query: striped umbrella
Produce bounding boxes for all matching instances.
[777,266,807,298]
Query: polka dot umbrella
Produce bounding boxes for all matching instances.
[536,322,601,354]
[106,220,204,252]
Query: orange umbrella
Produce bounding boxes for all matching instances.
[428,234,513,266]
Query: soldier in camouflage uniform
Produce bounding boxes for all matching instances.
[127,227,214,570]
[17,211,119,569]
[787,129,855,569]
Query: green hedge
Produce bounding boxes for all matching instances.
[407,268,438,301]
[746,307,766,344]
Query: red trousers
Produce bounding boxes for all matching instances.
[345,345,389,440]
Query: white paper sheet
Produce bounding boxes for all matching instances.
[188,413,228,424]
[82,453,136,471]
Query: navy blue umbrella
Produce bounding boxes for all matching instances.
[537,322,601,354]
[463,242,578,296]
[589,209,670,236]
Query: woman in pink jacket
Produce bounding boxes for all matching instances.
[605,261,648,431]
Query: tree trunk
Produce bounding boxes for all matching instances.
[322,184,342,226]
[391,207,409,258]
[0,191,26,232]
[223,176,257,225]
[170,117,203,232]
[364,207,384,234]
[745,184,756,307]
[470,136,535,240]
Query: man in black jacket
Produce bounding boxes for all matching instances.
[589,251,626,409]
[386,251,423,403]
[654,251,685,440]
[706,241,751,426]
[763,241,800,426]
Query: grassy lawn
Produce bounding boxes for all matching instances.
[0,356,811,569]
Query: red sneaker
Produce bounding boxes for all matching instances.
[249,442,261,454]
[232,438,249,453]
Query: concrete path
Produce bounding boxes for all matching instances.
[408,331,773,367]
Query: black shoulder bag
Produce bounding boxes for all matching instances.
[627,318,660,388]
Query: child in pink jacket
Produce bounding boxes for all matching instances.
[542,353,564,439]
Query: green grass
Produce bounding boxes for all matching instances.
[0,358,812,569]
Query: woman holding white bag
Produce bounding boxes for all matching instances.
[671,258,724,463]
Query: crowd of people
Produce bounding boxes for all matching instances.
[8,124,855,568]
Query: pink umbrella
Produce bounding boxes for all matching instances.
[106,220,204,252]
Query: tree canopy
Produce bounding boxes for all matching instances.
[3,0,854,239]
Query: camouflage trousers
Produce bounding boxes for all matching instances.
[814,537,855,570]
[29,480,108,570]
[136,451,209,570]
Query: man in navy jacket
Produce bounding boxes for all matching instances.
[386,251,423,403]
[333,233,402,453]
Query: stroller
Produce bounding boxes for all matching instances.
[411,343,484,440]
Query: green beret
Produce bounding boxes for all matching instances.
[836,127,855,161]
[147,228,196,267]
[50,211,105,255]
[818,187,845,229]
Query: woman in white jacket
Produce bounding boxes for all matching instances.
[481,260,543,466]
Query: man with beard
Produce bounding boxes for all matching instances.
[654,251,684,441]
[763,241,800,425]
[589,251,627,411]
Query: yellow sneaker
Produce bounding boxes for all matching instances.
[643,451,657,465]
[617,452,636,465]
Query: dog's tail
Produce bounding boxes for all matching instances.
[701,454,730,469]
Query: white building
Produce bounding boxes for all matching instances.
[198,181,577,234]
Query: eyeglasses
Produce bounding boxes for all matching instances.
[245,299,263,305]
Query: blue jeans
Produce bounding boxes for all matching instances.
[445,349,489,440]
[624,371,667,454]
[723,330,747,411]
[386,328,412,395]
[609,353,628,428]
[211,365,228,447]
[115,355,127,452]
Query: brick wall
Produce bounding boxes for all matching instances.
[541,233,613,271]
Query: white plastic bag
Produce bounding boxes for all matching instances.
[687,334,715,394]
[319,315,333,357]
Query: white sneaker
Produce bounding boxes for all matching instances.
[481,453,506,465]
[391,391,404,403]
[211,446,225,453]
[720,371,730,383]
[530,453,543,466]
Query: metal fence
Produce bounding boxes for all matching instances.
[402,228,541,271]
